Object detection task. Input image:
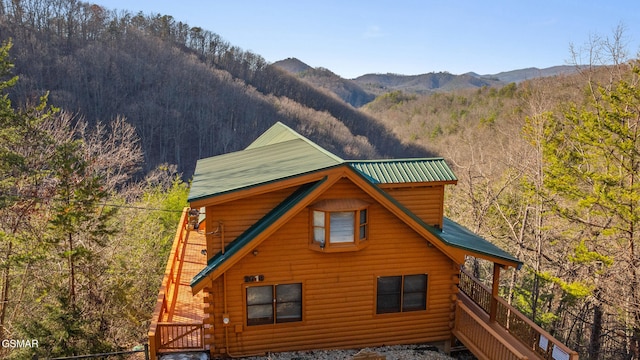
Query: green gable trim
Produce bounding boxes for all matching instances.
[348,158,457,184]
[190,179,326,288]
[346,167,521,267]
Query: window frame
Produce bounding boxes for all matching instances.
[246,283,303,326]
[309,199,369,252]
[375,274,428,314]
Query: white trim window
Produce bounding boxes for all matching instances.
[310,199,368,250]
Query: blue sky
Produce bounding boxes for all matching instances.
[97,1,640,79]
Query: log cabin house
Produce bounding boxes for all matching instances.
[148,122,578,360]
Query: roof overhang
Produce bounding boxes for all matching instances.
[190,169,347,294]
[190,164,521,295]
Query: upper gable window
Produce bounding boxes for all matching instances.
[309,199,369,252]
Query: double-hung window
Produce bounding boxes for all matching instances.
[246,283,302,326]
[310,199,368,251]
[376,274,428,314]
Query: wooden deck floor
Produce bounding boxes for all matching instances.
[163,229,208,324]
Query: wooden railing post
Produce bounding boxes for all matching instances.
[458,267,579,360]
[490,263,500,322]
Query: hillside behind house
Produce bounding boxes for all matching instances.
[0,3,431,179]
[1,1,636,359]
[0,2,575,178]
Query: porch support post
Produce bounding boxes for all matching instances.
[490,263,501,322]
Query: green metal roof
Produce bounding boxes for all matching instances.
[437,218,522,267]
[190,180,325,288]
[346,168,521,267]
[188,137,342,203]
[348,159,457,184]
[188,122,460,203]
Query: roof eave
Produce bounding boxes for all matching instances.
[376,180,458,188]
[345,167,521,269]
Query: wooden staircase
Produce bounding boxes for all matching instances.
[454,269,579,360]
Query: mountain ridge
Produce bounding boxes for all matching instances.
[274,57,579,105]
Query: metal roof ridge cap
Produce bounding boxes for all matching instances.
[269,122,345,163]
[296,136,344,164]
[196,137,343,166]
[244,122,343,163]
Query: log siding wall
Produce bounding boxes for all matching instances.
[380,185,445,228]
[200,178,459,356]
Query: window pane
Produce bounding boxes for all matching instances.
[377,294,401,313]
[276,302,302,323]
[276,284,302,303]
[313,210,325,227]
[378,276,402,293]
[330,212,354,243]
[313,227,325,243]
[247,286,273,325]
[247,286,272,306]
[376,276,402,313]
[403,292,426,311]
[404,274,427,292]
[247,304,273,325]
[403,274,427,312]
[360,209,367,224]
[360,224,367,239]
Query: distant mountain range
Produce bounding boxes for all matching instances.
[273,57,579,107]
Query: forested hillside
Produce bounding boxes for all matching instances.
[366,44,640,359]
[1,1,639,359]
[0,1,433,358]
[0,0,432,179]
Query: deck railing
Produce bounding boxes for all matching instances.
[458,268,492,314]
[156,323,204,351]
[459,269,579,360]
[148,208,203,359]
[454,300,528,360]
